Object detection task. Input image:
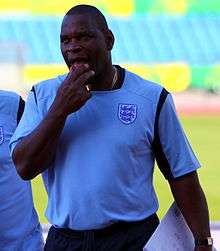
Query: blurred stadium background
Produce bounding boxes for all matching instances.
[0,0,219,248]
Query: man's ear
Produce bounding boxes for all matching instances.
[105,29,115,51]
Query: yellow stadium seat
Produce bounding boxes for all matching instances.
[30,0,103,15]
[123,63,191,92]
[0,0,134,16]
[101,0,134,16]
[0,0,29,12]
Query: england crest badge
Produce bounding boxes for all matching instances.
[0,126,4,145]
[118,103,137,125]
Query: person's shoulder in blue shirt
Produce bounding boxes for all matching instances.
[0,90,44,251]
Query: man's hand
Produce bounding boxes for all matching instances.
[168,172,212,251]
[12,64,94,180]
[51,64,94,117]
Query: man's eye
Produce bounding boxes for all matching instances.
[80,34,93,40]
[62,38,69,44]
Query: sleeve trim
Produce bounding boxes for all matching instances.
[17,97,25,125]
[31,86,37,106]
[152,88,173,179]
[154,88,169,134]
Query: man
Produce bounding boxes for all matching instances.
[10,5,213,251]
[0,90,44,250]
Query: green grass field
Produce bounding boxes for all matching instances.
[32,115,220,223]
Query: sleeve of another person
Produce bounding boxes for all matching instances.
[9,89,41,156]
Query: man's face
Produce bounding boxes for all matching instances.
[60,14,113,77]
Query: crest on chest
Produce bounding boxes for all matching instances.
[118,104,137,125]
[0,126,4,145]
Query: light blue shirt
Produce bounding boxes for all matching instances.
[0,91,43,251]
[10,69,200,230]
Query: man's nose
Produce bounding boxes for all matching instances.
[66,39,82,53]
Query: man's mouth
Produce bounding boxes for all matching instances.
[68,56,89,69]
[68,57,95,84]
[72,62,87,68]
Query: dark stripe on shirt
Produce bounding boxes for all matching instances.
[17,97,25,125]
[152,88,174,179]
[31,86,38,105]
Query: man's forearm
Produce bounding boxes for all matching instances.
[12,109,67,180]
[13,65,94,180]
[168,172,211,241]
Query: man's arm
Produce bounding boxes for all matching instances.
[12,65,94,180]
[12,110,67,180]
[168,171,212,251]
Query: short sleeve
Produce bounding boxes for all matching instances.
[9,89,41,155]
[153,93,201,179]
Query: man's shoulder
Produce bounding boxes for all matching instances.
[0,90,21,117]
[32,73,67,100]
[0,90,20,100]
[124,69,165,100]
[34,74,67,90]
[0,90,20,107]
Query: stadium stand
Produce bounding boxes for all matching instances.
[0,15,220,91]
[1,15,220,64]
[1,0,220,15]
[0,0,220,92]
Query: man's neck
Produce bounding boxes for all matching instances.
[90,65,117,91]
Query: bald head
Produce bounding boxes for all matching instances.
[64,5,109,32]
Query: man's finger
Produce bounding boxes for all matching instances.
[66,64,90,83]
[75,70,95,88]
